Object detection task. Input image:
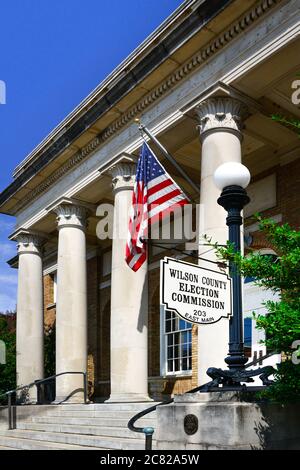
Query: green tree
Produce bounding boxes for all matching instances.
[44,322,55,378]
[0,314,56,403]
[272,114,300,133]
[0,314,16,403]
[212,216,300,402]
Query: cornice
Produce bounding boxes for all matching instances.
[10,0,282,214]
[46,196,96,215]
[9,228,48,243]
[12,138,101,214]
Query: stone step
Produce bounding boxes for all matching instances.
[51,402,158,412]
[0,445,21,450]
[0,429,150,450]
[0,434,108,450]
[42,410,155,419]
[29,416,156,428]
[43,409,156,419]
[2,403,158,450]
[18,421,152,440]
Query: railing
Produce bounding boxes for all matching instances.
[128,351,278,450]
[1,371,88,430]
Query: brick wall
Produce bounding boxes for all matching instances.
[97,286,111,399]
[148,265,198,399]
[44,274,55,329]
[148,271,160,378]
[247,159,300,248]
[276,159,300,228]
[87,256,100,399]
[43,258,105,400]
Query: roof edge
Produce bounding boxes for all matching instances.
[13,0,204,179]
[0,0,234,212]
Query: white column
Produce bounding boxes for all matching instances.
[196,97,248,384]
[16,232,44,402]
[54,204,89,403]
[107,163,151,402]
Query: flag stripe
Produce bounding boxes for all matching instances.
[149,188,181,208]
[149,193,187,220]
[147,178,173,197]
[148,183,178,205]
[125,142,188,271]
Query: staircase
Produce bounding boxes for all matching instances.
[0,403,157,450]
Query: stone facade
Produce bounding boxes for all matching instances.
[29,148,298,403]
[156,392,300,450]
[38,156,299,401]
[1,0,299,408]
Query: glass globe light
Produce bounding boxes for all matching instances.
[213,162,251,190]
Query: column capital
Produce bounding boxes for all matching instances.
[54,203,89,230]
[15,231,45,255]
[196,97,248,140]
[110,162,136,192]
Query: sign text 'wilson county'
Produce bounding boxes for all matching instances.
[161,257,232,325]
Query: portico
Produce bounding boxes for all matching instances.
[0,0,299,404]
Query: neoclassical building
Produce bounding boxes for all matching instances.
[0,0,299,404]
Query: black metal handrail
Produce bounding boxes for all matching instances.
[128,351,278,450]
[1,371,88,430]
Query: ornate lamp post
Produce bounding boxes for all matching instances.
[214,162,250,373]
[205,162,274,389]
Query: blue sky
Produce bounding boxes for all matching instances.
[0,0,183,312]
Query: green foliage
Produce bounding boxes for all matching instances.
[259,361,300,403]
[272,114,300,134]
[0,315,56,403]
[44,322,55,378]
[211,216,300,402]
[0,315,16,404]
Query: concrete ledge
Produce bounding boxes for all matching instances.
[156,392,300,450]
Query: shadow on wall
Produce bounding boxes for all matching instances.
[137,272,148,334]
[252,402,300,450]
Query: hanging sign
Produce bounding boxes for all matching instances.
[160,257,232,325]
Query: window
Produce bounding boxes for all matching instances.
[163,309,192,375]
[244,317,252,357]
[243,250,281,382]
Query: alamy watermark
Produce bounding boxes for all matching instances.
[0,340,6,365]
[291,78,300,105]
[96,202,204,251]
[292,340,300,365]
[0,80,6,105]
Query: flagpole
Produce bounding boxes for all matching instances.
[136,120,200,196]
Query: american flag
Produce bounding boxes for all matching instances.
[125,142,189,271]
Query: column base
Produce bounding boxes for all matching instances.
[16,392,38,405]
[105,393,153,403]
[18,400,38,406]
[53,395,86,405]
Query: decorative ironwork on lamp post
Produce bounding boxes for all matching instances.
[204,162,275,389]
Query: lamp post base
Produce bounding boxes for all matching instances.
[200,365,275,391]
